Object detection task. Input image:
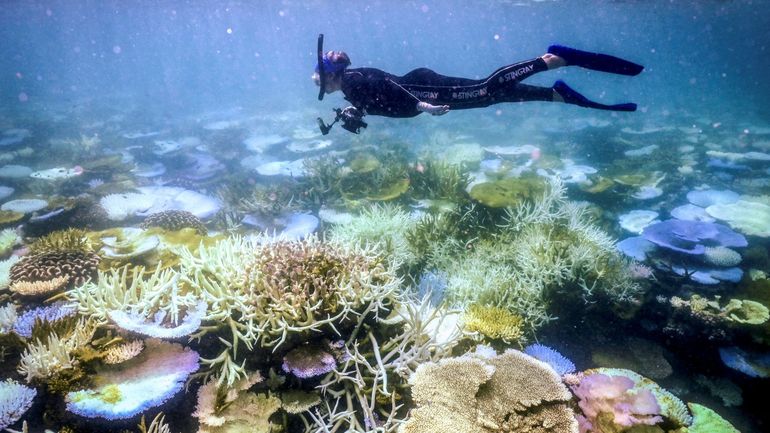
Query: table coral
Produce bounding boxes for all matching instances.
[0,378,36,430]
[400,348,577,433]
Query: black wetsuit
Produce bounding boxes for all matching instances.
[341,57,552,118]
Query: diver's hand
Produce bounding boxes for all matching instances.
[417,101,450,116]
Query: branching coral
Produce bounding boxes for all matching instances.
[17,317,97,383]
[328,203,418,267]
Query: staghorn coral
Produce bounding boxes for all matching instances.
[17,316,97,383]
[400,347,577,433]
[28,228,93,254]
[103,340,145,365]
[0,378,37,430]
[9,251,100,291]
[327,203,418,267]
[66,264,196,327]
[462,304,524,343]
[140,210,208,235]
[438,177,643,335]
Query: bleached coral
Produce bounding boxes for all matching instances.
[327,203,418,266]
[0,228,18,255]
[99,193,156,221]
[65,339,199,420]
[108,300,207,339]
[103,340,145,365]
[17,317,97,382]
[0,378,37,430]
[0,256,20,290]
[0,303,17,334]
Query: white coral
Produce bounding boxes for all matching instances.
[0,378,37,430]
[99,192,155,221]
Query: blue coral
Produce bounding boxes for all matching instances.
[523,343,576,375]
[719,347,770,378]
[13,301,77,338]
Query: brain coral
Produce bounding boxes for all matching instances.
[139,210,207,235]
[9,251,100,291]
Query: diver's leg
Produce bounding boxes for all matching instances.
[547,45,644,76]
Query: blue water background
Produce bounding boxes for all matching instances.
[1,0,769,123]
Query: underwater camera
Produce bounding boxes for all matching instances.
[317,106,368,135]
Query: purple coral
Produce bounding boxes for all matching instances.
[282,344,337,379]
[570,372,662,433]
[642,219,747,255]
[13,301,77,338]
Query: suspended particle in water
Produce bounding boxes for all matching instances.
[112,45,121,54]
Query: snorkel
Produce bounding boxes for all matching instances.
[317,34,326,101]
[316,34,367,135]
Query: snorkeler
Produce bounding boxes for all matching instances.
[313,35,643,134]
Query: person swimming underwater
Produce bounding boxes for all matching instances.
[313,36,643,133]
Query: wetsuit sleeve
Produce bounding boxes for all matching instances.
[342,69,422,118]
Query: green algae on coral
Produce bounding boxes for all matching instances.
[469,176,546,208]
[686,403,740,433]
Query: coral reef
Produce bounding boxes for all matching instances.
[139,210,208,235]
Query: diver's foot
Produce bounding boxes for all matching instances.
[553,80,637,112]
[547,44,644,76]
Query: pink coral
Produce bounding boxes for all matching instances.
[570,372,662,433]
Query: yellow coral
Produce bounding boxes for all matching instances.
[463,304,524,342]
[30,228,93,253]
[103,340,144,364]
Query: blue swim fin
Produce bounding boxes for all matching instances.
[553,80,637,112]
[548,44,644,76]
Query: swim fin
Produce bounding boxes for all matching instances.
[553,80,637,112]
[548,44,644,76]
